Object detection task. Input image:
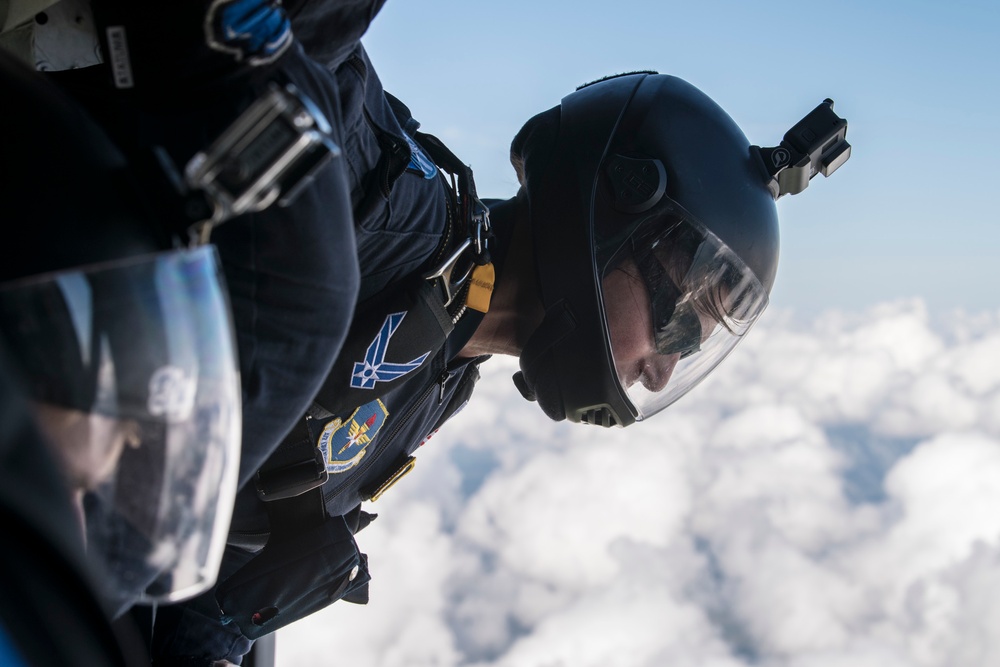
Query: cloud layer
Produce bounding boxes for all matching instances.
[277,300,1000,666]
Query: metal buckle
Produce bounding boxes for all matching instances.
[423,201,491,306]
[423,237,473,307]
[254,446,330,502]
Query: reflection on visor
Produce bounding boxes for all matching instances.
[0,247,242,608]
[601,209,769,421]
[633,230,702,359]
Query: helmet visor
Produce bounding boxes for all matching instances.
[0,246,242,606]
[599,206,768,420]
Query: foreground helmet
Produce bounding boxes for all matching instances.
[0,50,242,607]
[513,71,848,427]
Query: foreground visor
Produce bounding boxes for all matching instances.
[599,204,768,421]
[0,246,241,606]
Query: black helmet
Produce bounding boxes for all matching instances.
[0,50,242,607]
[512,72,848,427]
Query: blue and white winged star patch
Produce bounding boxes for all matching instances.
[351,311,430,389]
[317,400,389,474]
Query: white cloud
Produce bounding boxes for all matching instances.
[278,300,1000,667]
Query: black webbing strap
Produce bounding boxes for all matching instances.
[384,93,492,264]
[309,278,455,419]
[411,130,493,264]
[248,106,484,517]
[253,418,328,528]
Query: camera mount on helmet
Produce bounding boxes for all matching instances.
[751,99,851,200]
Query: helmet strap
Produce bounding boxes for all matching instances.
[512,301,577,418]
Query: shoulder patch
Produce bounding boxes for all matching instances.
[317,399,389,474]
[351,311,430,389]
[404,133,439,180]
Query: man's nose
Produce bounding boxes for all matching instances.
[641,353,679,392]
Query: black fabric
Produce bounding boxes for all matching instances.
[89,0,273,108]
[429,358,481,435]
[316,346,447,515]
[313,278,455,417]
[46,37,362,488]
[252,419,327,506]
[0,50,159,665]
[215,513,369,640]
[0,282,98,413]
[0,50,167,285]
[284,0,390,71]
[87,0,493,660]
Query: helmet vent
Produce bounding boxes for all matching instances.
[606,155,666,213]
[581,407,618,428]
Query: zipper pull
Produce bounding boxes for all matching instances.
[438,370,451,404]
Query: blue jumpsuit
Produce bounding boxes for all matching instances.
[139,2,497,663]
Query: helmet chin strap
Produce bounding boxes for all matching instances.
[512,300,577,420]
[510,370,536,402]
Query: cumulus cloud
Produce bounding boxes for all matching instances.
[277,300,1000,667]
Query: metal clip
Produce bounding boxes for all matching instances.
[423,237,473,306]
[423,191,491,306]
[364,456,417,502]
[472,200,491,257]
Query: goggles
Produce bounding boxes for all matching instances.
[599,201,769,420]
[633,229,701,359]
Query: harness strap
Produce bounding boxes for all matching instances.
[254,419,327,521]
[386,90,493,265]
[412,129,494,264]
[239,94,486,573]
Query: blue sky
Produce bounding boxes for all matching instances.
[277,5,1000,665]
[362,0,1000,319]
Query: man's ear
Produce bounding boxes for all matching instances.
[509,105,561,187]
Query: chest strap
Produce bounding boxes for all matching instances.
[248,110,490,516]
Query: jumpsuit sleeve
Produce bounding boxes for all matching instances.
[76,0,390,485]
[209,43,361,486]
[120,2,391,664]
[286,0,391,71]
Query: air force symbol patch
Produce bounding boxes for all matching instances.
[351,311,430,389]
[404,133,439,180]
[318,400,389,474]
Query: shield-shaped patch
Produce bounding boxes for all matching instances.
[317,399,390,474]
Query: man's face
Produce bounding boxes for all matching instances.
[603,257,716,393]
[33,402,141,493]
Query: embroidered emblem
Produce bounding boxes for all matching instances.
[351,311,430,389]
[404,133,439,180]
[317,400,389,474]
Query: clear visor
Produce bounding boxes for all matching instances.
[600,212,768,420]
[0,246,241,606]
